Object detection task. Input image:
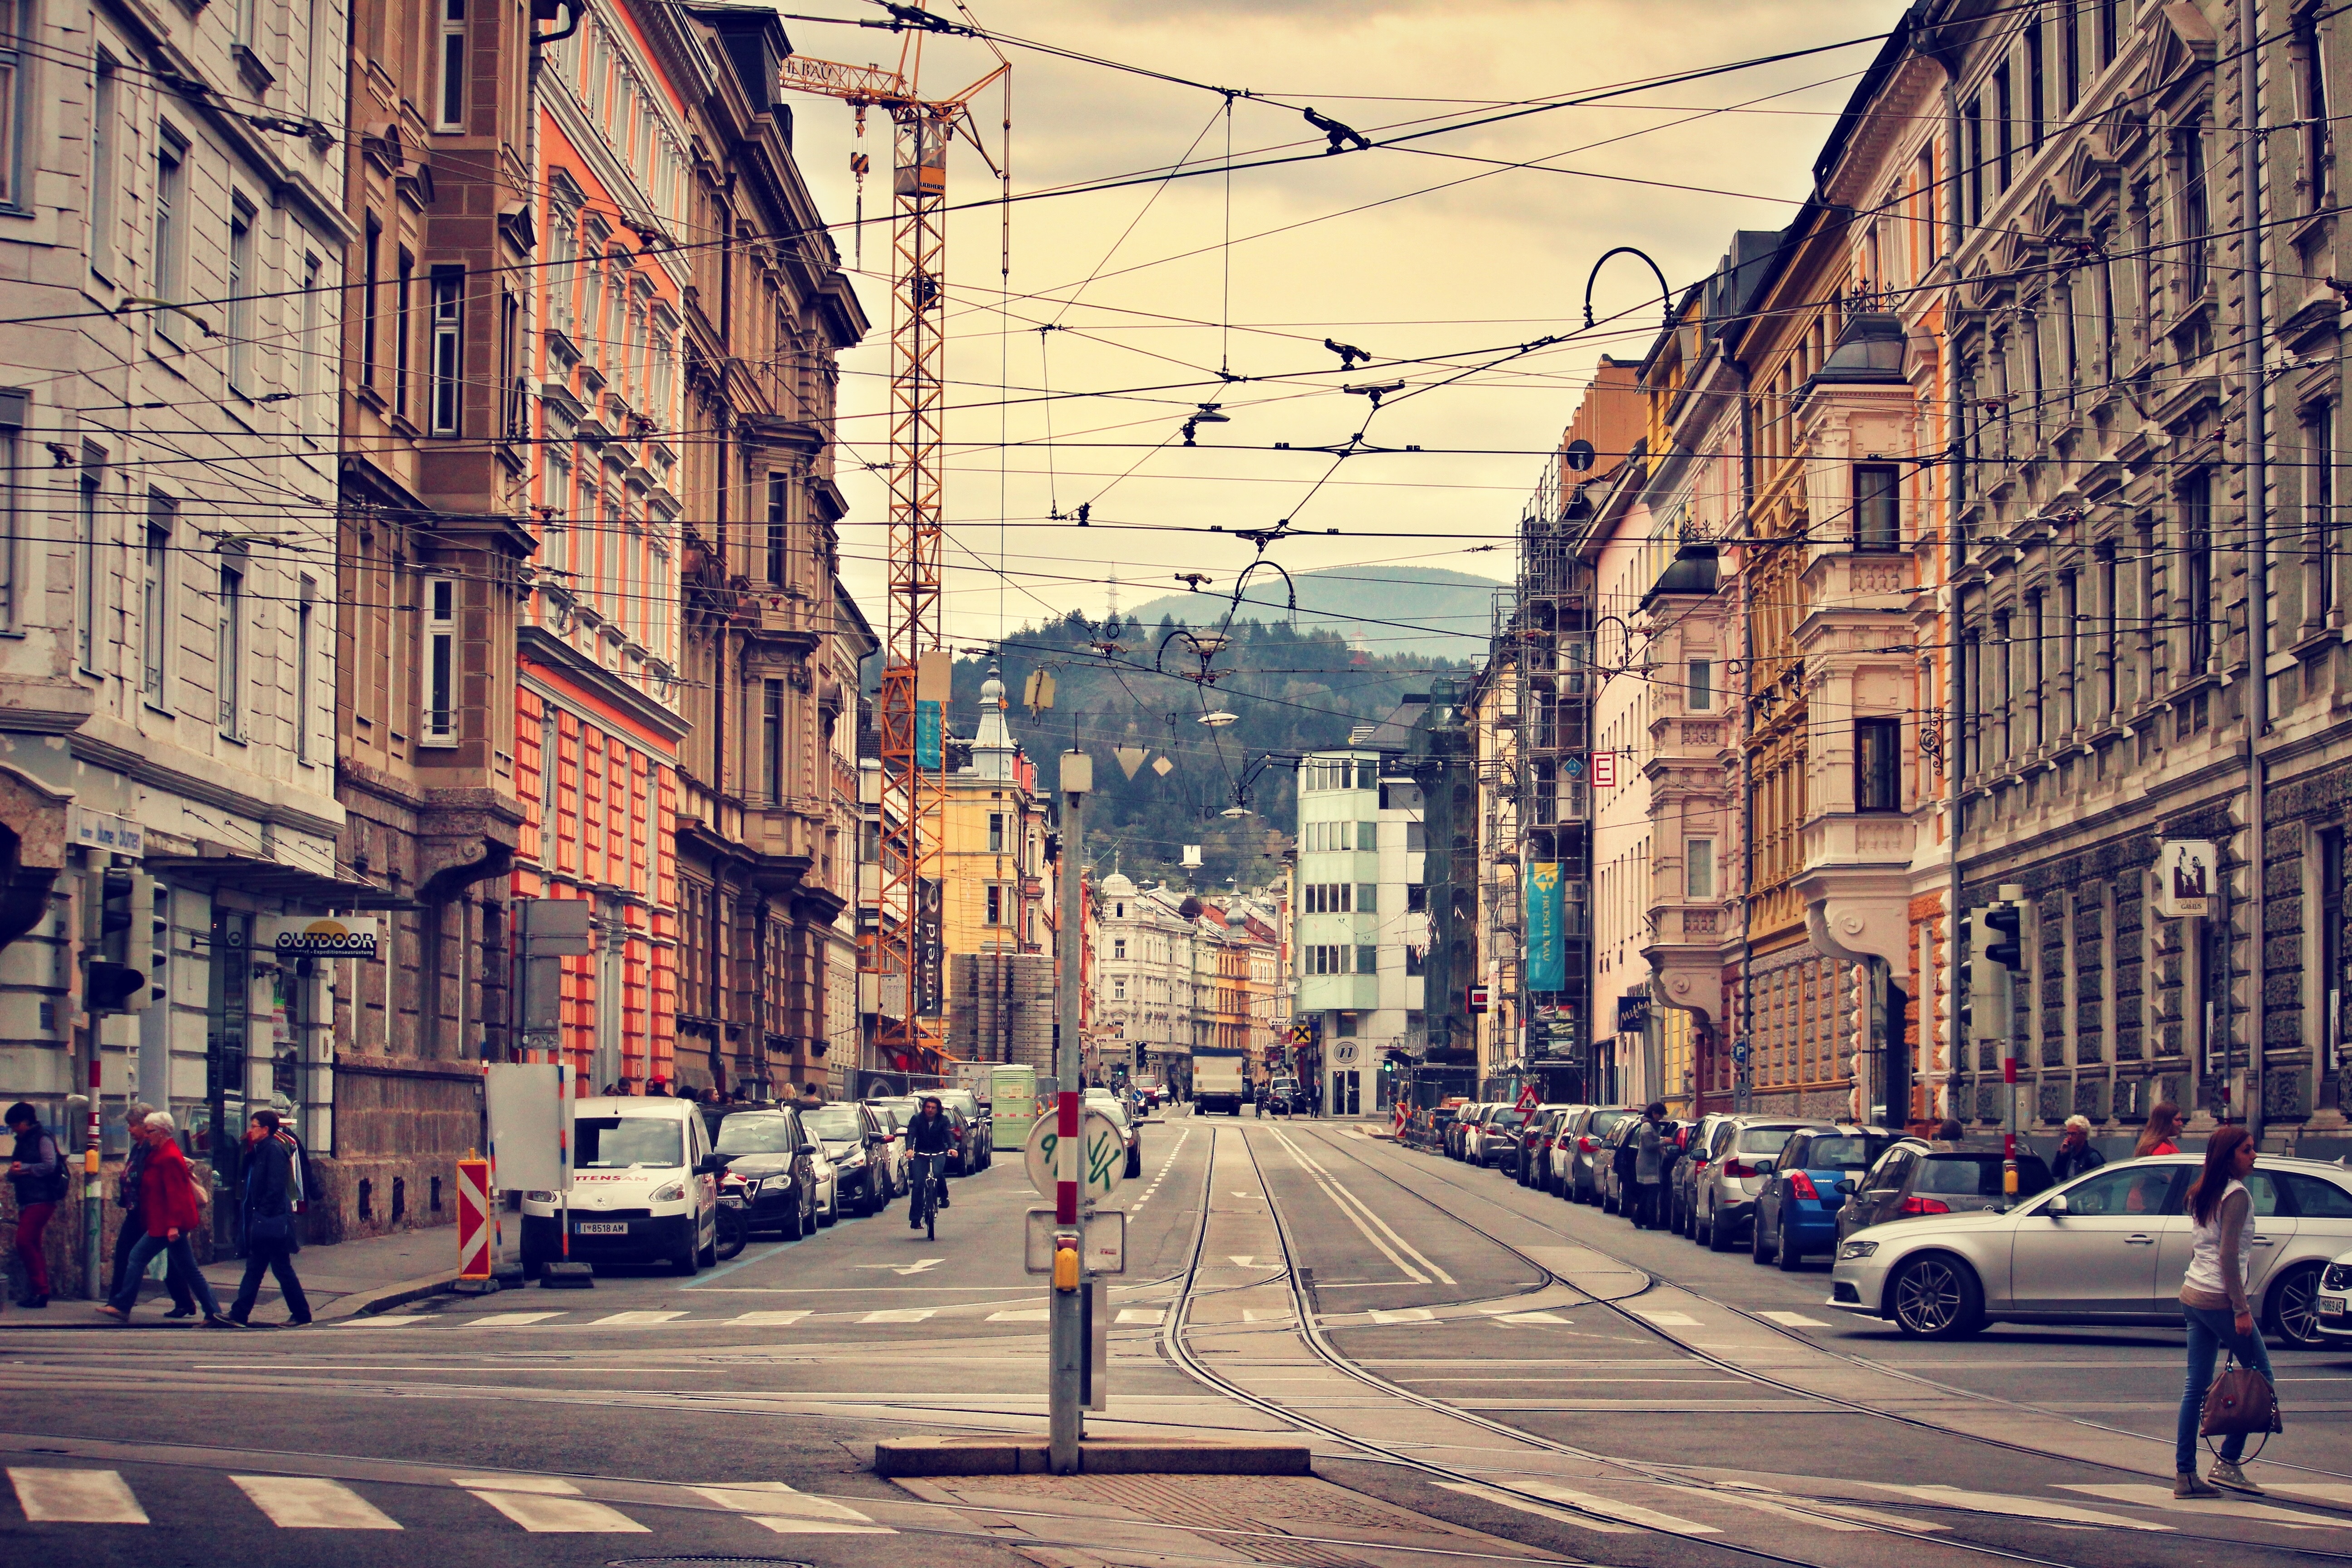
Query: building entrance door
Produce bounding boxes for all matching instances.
[1333,1069,1361,1116]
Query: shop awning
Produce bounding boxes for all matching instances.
[142,844,412,910]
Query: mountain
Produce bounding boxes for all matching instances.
[947,613,1475,892]
[1120,564,1504,663]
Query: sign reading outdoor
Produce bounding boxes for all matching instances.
[258,915,382,959]
[1024,1108,1126,1205]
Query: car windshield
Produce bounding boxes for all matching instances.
[804,1108,863,1141]
[1097,1101,1131,1127]
[1736,1126,1805,1155]
[1916,1152,2051,1197]
[576,1116,683,1168]
[1588,1109,1634,1137]
[714,1116,799,1156]
[1490,1109,1527,1127]
[935,1092,980,1116]
[1803,1135,1891,1170]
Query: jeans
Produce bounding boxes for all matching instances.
[13,1200,54,1297]
[109,1233,220,1318]
[907,1154,946,1224]
[228,1238,310,1323]
[2179,1303,2275,1471]
[112,1205,194,1313]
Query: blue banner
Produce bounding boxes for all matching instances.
[1525,862,1564,993]
[916,699,943,770]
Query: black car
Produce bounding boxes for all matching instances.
[712,1108,821,1239]
[930,1089,993,1172]
[800,1102,895,1215]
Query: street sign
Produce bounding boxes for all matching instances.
[1024,1207,1126,1274]
[1024,1108,1126,1205]
[456,1158,492,1281]
[1467,985,1490,1014]
[1514,1083,1540,1113]
[1591,750,1617,789]
[260,914,382,960]
[1333,1042,1358,1066]
[1730,1041,1750,1064]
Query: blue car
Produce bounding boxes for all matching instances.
[1751,1126,1899,1270]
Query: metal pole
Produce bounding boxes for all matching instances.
[1050,751,1091,1472]
[1999,883,2025,1196]
[2239,0,2269,1145]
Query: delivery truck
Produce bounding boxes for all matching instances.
[1191,1046,1250,1116]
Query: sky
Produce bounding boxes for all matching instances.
[784,0,1914,665]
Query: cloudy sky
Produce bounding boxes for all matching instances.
[787,0,1912,662]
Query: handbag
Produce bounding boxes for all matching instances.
[2201,1353,2283,1440]
[245,1212,291,1245]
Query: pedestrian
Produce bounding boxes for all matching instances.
[1632,1102,1666,1229]
[5,1102,65,1308]
[2138,1102,2185,1158]
[646,1078,670,1097]
[111,1102,195,1320]
[95,1113,236,1328]
[2174,1125,2273,1498]
[227,1111,310,1327]
[2052,1115,2106,1182]
[1934,1117,1966,1146]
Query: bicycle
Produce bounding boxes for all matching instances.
[908,1153,946,1240]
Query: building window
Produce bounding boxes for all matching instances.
[298,253,321,428]
[2303,16,2331,214]
[2098,0,2118,64]
[1857,716,1902,812]
[1112,938,1125,959]
[2310,402,2336,620]
[1406,884,1427,913]
[985,886,1000,925]
[0,393,19,629]
[421,575,457,746]
[296,578,315,762]
[437,0,467,130]
[429,267,463,435]
[1112,978,1126,1001]
[361,215,380,386]
[2323,828,2345,1071]
[142,496,172,701]
[216,563,243,736]
[1686,838,1715,900]
[766,475,788,585]
[1357,945,1378,975]
[395,250,414,419]
[1853,463,1900,550]
[2026,14,2044,149]
[226,204,255,396]
[77,451,103,672]
[1964,97,1983,225]
[762,677,784,804]
[2061,0,2079,109]
[153,137,186,313]
[1687,658,1713,710]
[1994,63,2012,191]
[1357,883,1377,913]
[2178,117,2211,300]
[90,57,118,272]
[2184,470,2214,672]
[987,812,1004,853]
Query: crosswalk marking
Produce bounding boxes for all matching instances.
[1115,1308,1164,1324]
[692,1481,892,1535]
[456,1475,646,1534]
[1509,1479,1721,1535]
[9,1467,148,1524]
[1754,1311,1829,1328]
[861,1308,935,1323]
[589,1311,686,1326]
[1436,1481,1641,1534]
[2059,1484,2343,1529]
[1369,1308,1435,1324]
[467,1313,562,1328]
[728,1311,813,1327]
[986,1309,1049,1321]
[1498,1312,1568,1324]
[2269,1483,2352,1508]
[329,1315,429,1328]
[1628,1308,1700,1326]
[1241,1308,1290,1322]
[231,1475,401,1530]
[1864,1484,2169,1532]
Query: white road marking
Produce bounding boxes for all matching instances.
[1267,1126,1456,1285]
[589,1311,686,1326]
[2059,1484,2342,1528]
[1858,1485,2170,1531]
[9,1467,149,1524]
[1226,1255,1264,1266]
[1507,1479,1722,1534]
[467,1313,562,1328]
[456,1475,647,1534]
[1754,1311,1829,1328]
[987,1309,1049,1321]
[1702,1486,1903,1532]
[1499,1312,1569,1324]
[1370,1308,1436,1325]
[231,1475,402,1530]
[862,1308,936,1323]
[858,1258,943,1276]
[728,1310,813,1326]
[328,1316,430,1328]
[1242,1309,1290,1323]
[692,1481,891,1534]
[1628,1309,1700,1327]
[1115,1308,1164,1324]
[2269,1484,2352,1508]
[1436,1480,1641,1534]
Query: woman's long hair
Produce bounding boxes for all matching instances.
[2135,1102,2183,1157]
[2187,1125,2252,1228]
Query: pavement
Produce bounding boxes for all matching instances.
[1,1106,2348,1568]
[2,1220,460,1328]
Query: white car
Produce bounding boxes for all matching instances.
[809,1144,840,1227]
[520,1097,722,1275]
[2318,1248,2352,1343]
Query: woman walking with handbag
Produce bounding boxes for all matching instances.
[2175,1125,2274,1498]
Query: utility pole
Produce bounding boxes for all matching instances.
[1049,748,1091,1472]
[1988,886,2026,1194]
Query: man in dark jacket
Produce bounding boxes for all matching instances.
[226,1110,310,1327]
[903,1097,955,1227]
[2050,1115,2105,1183]
[112,1102,195,1318]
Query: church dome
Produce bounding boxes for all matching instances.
[1101,871,1137,897]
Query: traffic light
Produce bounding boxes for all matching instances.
[1984,901,2024,973]
[88,960,147,1012]
[86,867,156,1014]
[1963,906,2013,1044]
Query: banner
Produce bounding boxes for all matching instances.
[916,699,943,771]
[1525,862,1564,992]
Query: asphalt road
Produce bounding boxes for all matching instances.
[2,1107,2350,1568]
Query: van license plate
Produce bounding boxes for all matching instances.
[576,1222,629,1235]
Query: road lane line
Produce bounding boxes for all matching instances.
[231,1475,402,1529]
[2058,1484,2342,1528]
[987,1309,1049,1321]
[1115,1308,1165,1324]
[1859,1484,2170,1531]
[9,1467,148,1524]
[327,1316,430,1328]
[1499,1312,1569,1324]
[1628,1309,1700,1326]
[1507,1479,1722,1535]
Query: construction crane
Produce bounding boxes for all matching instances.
[780,6,1009,1074]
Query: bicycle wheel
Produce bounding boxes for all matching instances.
[926,1177,937,1240]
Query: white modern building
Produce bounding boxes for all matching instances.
[1092,872,1199,1090]
[1294,745,1426,1114]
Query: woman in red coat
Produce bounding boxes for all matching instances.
[95,1114,231,1326]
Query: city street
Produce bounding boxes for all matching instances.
[4,1110,2350,1567]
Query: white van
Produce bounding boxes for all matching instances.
[521,1096,722,1275]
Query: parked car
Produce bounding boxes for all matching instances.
[1833,1138,2055,1247]
[1668,1114,1736,1237]
[1830,1152,2352,1344]
[1692,1118,1835,1251]
[1595,1115,1640,1214]
[1751,1126,1899,1269]
[1444,1104,1486,1160]
[800,1102,894,1215]
[2318,1247,2352,1345]
[1519,1106,1580,1188]
[922,1089,992,1173]
[865,1102,912,1197]
[522,1096,725,1275]
[707,1107,820,1241]
[1413,1105,1459,1152]
[1558,1106,1639,1203]
[1474,1106,1529,1168]
[1261,1076,1302,1116]
[1088,1091,1145,1178]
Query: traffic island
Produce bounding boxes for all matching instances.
[874,1436,1312,1477]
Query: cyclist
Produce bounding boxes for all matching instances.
[904,1095,955,1230]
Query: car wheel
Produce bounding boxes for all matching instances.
[1694,1204,1712,1248]
[781,1189,805,1241]
[818,1188,838,1227]
[697,1214,718,1269]
[673,1227,701,1276]
[1126,1149,1142,1179]
[1750,1211,1771,1264]
[1708,1205,1737,1252]
[2268,1262,2328,1350]
[1889,1254,1985,1339]
[1777,1222,1804,1272]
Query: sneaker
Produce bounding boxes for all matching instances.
[2175,1471,2223,1499]
[163,1307,196,1319]
[93,1303,128,1322]
[2209,1459,2264,1496]
[202,1314,245,1330]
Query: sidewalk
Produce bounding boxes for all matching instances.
[1,1225,458,1328]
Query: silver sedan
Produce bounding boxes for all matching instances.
[1828,1153,2352,1344]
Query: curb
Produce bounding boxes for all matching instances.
[875,1436,1312,1478]
[311,1270,461,1322]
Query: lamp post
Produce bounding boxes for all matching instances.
[1050,747,1093,1472]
